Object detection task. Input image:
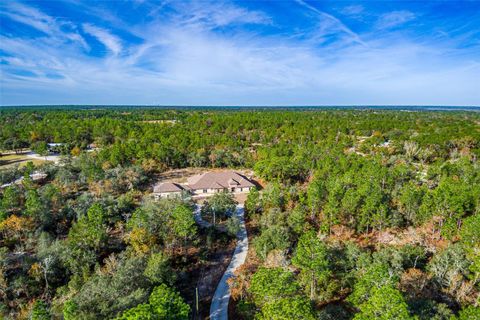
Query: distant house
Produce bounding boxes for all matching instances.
[152,171,255,199]
[152,182,185,199]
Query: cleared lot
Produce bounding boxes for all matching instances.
[0,153,49,168]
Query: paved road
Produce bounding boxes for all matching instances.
[209,205,248,320]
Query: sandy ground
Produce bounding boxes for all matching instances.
[25,152,62,163]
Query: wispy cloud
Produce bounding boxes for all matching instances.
[0,2,88,49]
[176,1,272,27]
[82,24,122,56]
[376,10,416,29]
[294,0,366,46]
[0,0,479,106]
[340,5,364,17]
[1,2,54,34]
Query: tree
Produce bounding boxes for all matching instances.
[71,146,82,156]
[420,178,474,238]
[30,300,51,320]
[254,156,307,183]
[428,244,469,289]
[64,203,108,274]
[226,214,241,236]
[126,227,157,256]
[359,186,389,232]
[459,213,480,246]
[63,300,78,320]
[170,204,196,246]
[1,185,22,212]
[245,187,260,215]
[456,306,480,320]
[287,205,308,236]
[32,141,49,160]
[144,252,174,285]
[261,182,284,210]
[0,214,35,242]
[353,285,414,320]
[307,178,327,221]
[292,231,331,300]
[70,255,150,319]
[148,284,190,319]
[115,303,153,320]
[258,296,316,320]
[253,225,290,260]
[397,181,426,225]
[410,300,453,320]
[69,203,107,250]
[348,262,398,307]
[322,178,343,233]
[115,284,190,320]
[25,189,43,218]
[249,267,300,306]
[249,267,315,319]
[201,191,237,224]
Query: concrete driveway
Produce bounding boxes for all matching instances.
[209,205,248,320]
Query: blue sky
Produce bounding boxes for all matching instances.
[1,0,479,106]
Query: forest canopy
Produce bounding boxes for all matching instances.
[1,107,479,319]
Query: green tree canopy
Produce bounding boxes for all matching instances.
[115,284,190,320]
[292,231,331,300]
[249,267,301,306]
[353,285,414,320]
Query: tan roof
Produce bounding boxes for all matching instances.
[153,182,184,193]
[187,171,255,190]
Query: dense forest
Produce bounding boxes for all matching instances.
[0,107,479,319]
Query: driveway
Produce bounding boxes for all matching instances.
[209,205,248,320]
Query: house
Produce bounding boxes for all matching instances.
[187,171,255,195]
[152,171,255,199]
[152,182,185,199]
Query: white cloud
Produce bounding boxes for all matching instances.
[82,24,122,56]
[377,11,416,29]
[165,0,271,31]
[0,2,88,50]
[0,1,479,106]
[294,0,366,46]
[340,5,364,16]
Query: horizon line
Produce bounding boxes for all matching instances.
[1,104,480,108]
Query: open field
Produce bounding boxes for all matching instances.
[0,153,49,168]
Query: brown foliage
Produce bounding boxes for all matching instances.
[400,268,433,300]
[125,227,157,256]
[0,215,35,240]
[227,262,257,301]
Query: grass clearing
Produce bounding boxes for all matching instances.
[0,154,49,168]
